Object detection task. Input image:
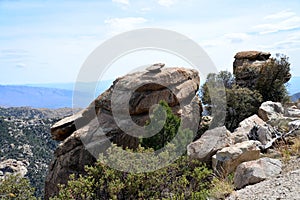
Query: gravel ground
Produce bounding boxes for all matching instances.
[226,156,300,200]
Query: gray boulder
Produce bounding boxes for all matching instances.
[234,157,282,189]
[230,115,266,144]
[258,101,284,122]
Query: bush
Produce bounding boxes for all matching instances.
[51,145,213,200]
[201,71,263,131]
[225,85,263,131]
[140,101,194,152]
[0,175,37,200]
[254,54,291,103]
[141,101,181,150]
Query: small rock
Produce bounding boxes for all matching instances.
[0,159,28,179]
[146,63,165,72]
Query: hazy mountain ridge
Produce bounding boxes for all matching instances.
[0,81,112,108]
[0,77,298,109]
[292,92,300,102]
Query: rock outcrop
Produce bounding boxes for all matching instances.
[234,157,282,189]
[233,51,291,90]
[233,51,271,89]
[0,159,28,179]
[45,66,202,199]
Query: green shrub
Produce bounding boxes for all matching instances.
[51,145,213,200]
[254,54,291,103]
[140,101,194,152]
[201,71,263,131]
[140,101,180,150]
[0,175,37,200]
[224,85,263,131]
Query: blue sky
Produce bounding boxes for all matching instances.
[1,0,300,84]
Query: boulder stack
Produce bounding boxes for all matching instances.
[45,66,202,199]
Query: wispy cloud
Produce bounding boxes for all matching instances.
[0,49,29,61]
[157,0,176,7]
[201,32,251,48]
[264,10,295,20]
[105,17,147,34]
[112,0,129,5]
[259,32,300,50]
[254,10,300,34]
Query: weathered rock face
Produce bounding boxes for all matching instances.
[187,126,232,163]
[212,140,261,176]
[234,157,282,189]
[230,115,266,144]
[0,159,28,179]
[258,101,284,122]
[45,67,202,199]
[233,51,271,89]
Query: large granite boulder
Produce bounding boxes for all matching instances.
[45,66,202,199]
[187,126,232,163]
[233,51,290,90]
[234,157,282,189]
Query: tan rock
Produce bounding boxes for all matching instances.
[212,140,261,176]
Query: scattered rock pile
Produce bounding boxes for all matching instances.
[188,100,300,190]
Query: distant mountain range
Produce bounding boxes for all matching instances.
[0,76,299,109]
[292,92,300,102]
[0,81,113,109]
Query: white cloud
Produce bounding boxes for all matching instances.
[264,10,296,20]
[255,10,300,34]
[157,0,176,7]
[259,32,300,50]
[112,0,129,6]
[105,17,147,34]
